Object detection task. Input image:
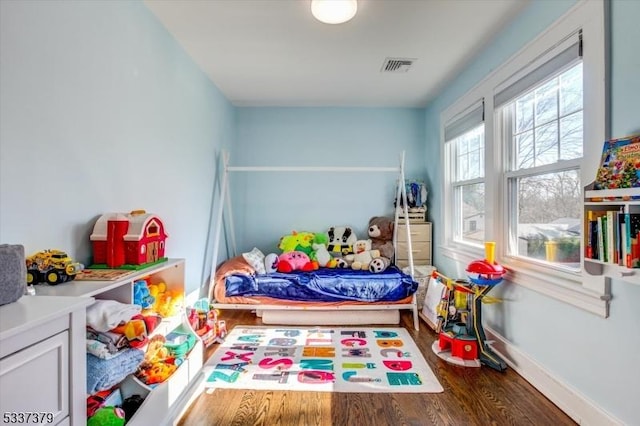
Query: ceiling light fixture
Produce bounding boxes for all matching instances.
[311,0,357,25]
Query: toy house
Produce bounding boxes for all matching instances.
[90,210,168,268]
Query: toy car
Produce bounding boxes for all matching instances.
[26,249,84,285]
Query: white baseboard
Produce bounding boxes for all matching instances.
[484,326,622,426]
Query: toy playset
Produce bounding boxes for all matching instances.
[187,298,227,347]
[431,242,508,371]
[89,210,168,269]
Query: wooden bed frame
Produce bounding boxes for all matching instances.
[208,151,421,330]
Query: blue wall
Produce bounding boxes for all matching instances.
[424,1,640,423]
[230,107,425,255]
[2,0,638,421]
[0,0,235,297]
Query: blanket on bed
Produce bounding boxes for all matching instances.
[225,265,417,302]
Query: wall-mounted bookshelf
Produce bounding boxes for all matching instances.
[583,184,640,285]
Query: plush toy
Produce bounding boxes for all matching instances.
[137,361,177,385]
[87,406,125,426]
[312,243,332,267]
[333,258,349,268]
[133,279,155,309]
[142,335,170,366]
[278,231,316,255]
[264,253,279,273]
[346,239,381,270]
[368,216,395,260]
[277,251,316,273]
[369,256,391,273]
[148,282,183,317]
[327,226,357,256]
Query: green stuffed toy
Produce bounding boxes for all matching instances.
[87,406,125,426]
[278,231,315,255]
[311,233,331,266]
[278,231,340,268]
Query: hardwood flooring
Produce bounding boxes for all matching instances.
[177,310,576,426]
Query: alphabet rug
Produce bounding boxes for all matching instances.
[202,325,443,393]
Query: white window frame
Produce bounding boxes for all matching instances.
[445,100,485,247]
[440,0,609,317]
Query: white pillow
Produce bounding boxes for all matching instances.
[242,247,266,274]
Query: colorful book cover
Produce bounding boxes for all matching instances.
[594,134,640,190]
[606,210,615,264]
[586,211,595,259]
[619,214,627,266]
[625,212,631,266]
[598,216,606,262]
[627,213,640,268]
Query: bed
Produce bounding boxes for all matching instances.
[210,255,420,327]
[208,151,423,330]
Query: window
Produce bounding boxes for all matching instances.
[444,101,485,246]
[498,56,583,271]
[441,0,608,316]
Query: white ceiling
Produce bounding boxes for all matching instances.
[144,0,529,108]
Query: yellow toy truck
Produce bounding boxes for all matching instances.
[26,249,84,285]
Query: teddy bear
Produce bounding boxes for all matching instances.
[345,239,381,271]
[368,216,395,260]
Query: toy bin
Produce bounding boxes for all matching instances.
[403,265,436,309]
[163,325,196,360]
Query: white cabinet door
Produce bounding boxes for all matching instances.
[0,331,69,425]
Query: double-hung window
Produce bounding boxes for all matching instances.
[441,0,608,316]
[496,35,583,271]
[445,101,485,246]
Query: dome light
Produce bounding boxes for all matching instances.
[311,0,357,25]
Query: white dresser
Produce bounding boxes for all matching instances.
[0,296,93,426]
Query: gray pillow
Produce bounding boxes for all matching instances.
[0,244,26,305]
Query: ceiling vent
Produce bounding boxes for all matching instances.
[381,57,416,73]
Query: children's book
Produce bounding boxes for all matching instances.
[627,213,640,268]
[594,134,640,190]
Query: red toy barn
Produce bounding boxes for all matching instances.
[90,210,168,268]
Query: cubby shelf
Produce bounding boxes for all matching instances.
[35,258,203,425]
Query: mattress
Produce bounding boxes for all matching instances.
[224,265,418,303]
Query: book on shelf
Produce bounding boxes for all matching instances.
[585,208,640,267]
[606,210,616,264]
[586,211,596,259]
[618,213,629,266]
[598,215,606,262]
[627,213,640,268]
[594,134,640,191]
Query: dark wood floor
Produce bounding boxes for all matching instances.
[178,310,576,426]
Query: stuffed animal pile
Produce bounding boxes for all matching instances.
[245,216,396,275]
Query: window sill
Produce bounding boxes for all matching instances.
[440,245,611,317]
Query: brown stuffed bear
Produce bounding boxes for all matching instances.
[368,216,395,260]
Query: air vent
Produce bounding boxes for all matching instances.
[381,57,416,73]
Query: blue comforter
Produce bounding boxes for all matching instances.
[225,265,418,302]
